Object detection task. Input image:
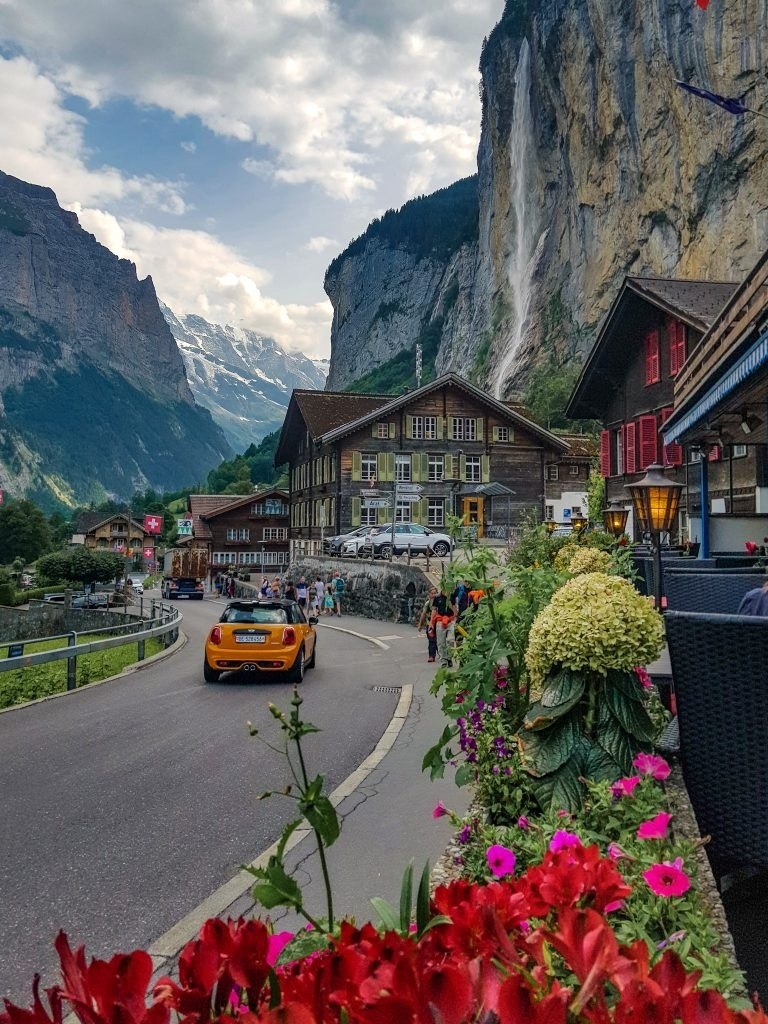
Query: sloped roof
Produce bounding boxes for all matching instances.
[555,434,599,457]
[188,494,250,540]
[320,373,569,452]
[566,275,739,420]
[76,511,145,535]
[275,389,395,464]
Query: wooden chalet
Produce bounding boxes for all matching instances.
[275,373,569,556]
[75,512,152,567]
[566,276,740,540]
[543,434,598,525]
[663,248,768,551]
[187,488,290,582]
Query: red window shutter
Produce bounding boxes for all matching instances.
[708,444,721,462]
[600,429,611,477]
[660,407,683,467]
[644,329,660,385]
[667,318,679,376]
[625,421,638,474]
[639,414,659,468]
[675,322,686,375]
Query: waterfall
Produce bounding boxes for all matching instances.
[494,39,539,400]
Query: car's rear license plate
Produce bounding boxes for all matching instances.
[236,635,267,643]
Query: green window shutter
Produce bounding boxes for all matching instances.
[389,422,396,439]
[377,506,388,524]
[436,416,444,439]
[443,453,453,478]
[412,452,422,482]
[492,425,499,442]
[351,497,361,526]
[476,418,484,442]
[372,424,379,438]
[447,416,455,440]
[377,451,387,481]
[386,452,396,480]
[405,415,413,439]
[459,454,467,481]
[419,497,429,524]
[481,455,491,483]
[352,451,362,481]
[421,452,430,481]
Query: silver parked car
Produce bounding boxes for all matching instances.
[361,523,453,559]
[324,525,370,555]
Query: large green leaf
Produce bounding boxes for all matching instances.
[577,734,621,783]
[604,685,656,743]
[606,667,644,703]
[596,704,638,775]
[518,713,579,776]
[528,758,585,814]
[524,668,585,731]
[250,857,303,910]
[300,794,340,848]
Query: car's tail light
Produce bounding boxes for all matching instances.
[210,626,222,645]
[281,627,296,646]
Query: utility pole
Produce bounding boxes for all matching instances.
[415,342,422,389]
[391,476,398,559]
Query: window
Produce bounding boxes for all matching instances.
[452,417,476,441]
[644,329,660,385]
[689,448,701,463]
[411,415,437,440]
[546,464,559,481]
[395,454,412,481]
[569,465,580,477]
[376,422,390,439]
[239,552,258,565]
[545,504,555,521]
[496,426,509,442]
[571,506,583,516]
[361,452,377,482]
[614,428,624,476]
[212,552,232,565]
[263,527,287,541]
[732,443,748,458]
[465,455,481,483]
[361,505,378,526]
[427,499,444,526]
[428,454,444,481]
[395,500,410,523]
[251,499,288,516]
[226,528,250,541]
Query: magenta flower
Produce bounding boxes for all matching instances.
[517,815,530,830]
[604,899,625,913]
[267,931,294,965]
[549,830,581,853]
[607,842,624,860]
[634,666,653,690]
[432,801,449,819]
[486,844,517,877]
[633,752,671,781]
[637,812,672,840]
[643,861,691,897]
[610,775,642,798]
[556,809,570,819]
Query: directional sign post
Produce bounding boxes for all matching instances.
[363,498,391,508]
[397,483,423,494]
[397,492,422,503]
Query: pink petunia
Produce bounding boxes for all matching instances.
[548,830,581,853]
[604,900,625,913]
[517,815,530,830]
[486,844,517,878]
[610,775,642,798]
[633,752,671,781]
[607,842,625,860]
[643,861,691,897]
[267,931,294,965]
[432,801,449,819]
[637,812,672,840]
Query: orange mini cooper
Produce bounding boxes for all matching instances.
[203,599,318,683]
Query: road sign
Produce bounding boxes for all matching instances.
[397,483,423,494]
[361,488,383,497]
[397,492,423,503]
[363,498,391,508]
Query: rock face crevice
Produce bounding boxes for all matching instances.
[325,0,768,398]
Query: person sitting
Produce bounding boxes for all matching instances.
[736,579,768,616]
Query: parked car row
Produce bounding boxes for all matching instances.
[340,523,452,559]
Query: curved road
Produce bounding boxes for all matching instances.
[0,594,401,1003]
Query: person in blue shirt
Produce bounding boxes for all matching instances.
[737,579,768,616]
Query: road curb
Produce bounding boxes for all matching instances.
[0,630,188,717]
[316,621,390,649]
[147,682,413,964]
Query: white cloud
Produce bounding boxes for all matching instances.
[0,0,500,202]
[303,235,340,253]
[180,140,196,153]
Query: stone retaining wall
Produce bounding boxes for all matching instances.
[0,603,136,642]
[236,557,433,623]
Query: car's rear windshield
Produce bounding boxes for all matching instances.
[223,604,289,624]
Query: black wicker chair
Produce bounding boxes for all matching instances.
[663,570,765,614]
[665,611,768,876]
[639,557,717,600]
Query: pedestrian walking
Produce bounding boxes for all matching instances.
[271,577,281,599]
[417,586,439,662]
[312,575,324,614]
[332,571,345,616]
[260,576,270,598]
[284,579,297,602]
[227,575,236,599]
[296,575,309,611]
[431,584,456,667]
[214,574,223,598]
[322,582,335,615]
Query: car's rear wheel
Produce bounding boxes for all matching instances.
[305,639,317,669]
[203,658,221,683]
[432,541,450,557]
[286,646,305,684]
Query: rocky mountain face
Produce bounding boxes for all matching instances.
[0,171,231,509]
[326,0,768,399]
[163,306,327,452]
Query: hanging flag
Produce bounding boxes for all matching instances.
[143,546,155,561]
[177,518,193,536]
[143,514,164,535]
[675,80,768,117]
[695,0,709,8]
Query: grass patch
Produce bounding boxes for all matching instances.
[0,633,165,709]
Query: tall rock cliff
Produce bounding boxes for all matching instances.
[0,171,231,508]
[327,0,768,399]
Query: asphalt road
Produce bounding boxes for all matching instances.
[0,593,400,1004]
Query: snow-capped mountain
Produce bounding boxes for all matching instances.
[162,305,327,452]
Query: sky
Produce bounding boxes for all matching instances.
[0,0,501,359]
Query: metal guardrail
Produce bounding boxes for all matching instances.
[0,601,182,691]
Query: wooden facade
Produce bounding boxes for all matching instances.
[77,512,150,556]
[187,489,290,581]
[275,374,569,554]
[565,276,758,539]
[543,435,597,524]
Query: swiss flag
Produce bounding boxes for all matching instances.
[143,514,164,535]
[143,546,155,561]
[695,0,709,7]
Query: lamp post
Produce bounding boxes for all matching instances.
[570,514,588,537]
[602,501,630,539]
[544,519,558,535]
[625,464,683,611]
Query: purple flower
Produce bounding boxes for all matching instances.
[432,801,449,819]
[549,830,581,853]
[607,842,624,860]
[457,824,472,844]
[517,815,530,830]
[486,844,517,878]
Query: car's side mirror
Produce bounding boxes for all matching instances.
[308,616,319,625]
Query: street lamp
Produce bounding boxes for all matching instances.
[544,519,558,535]
[570,514,588,536]
[602,501,630,539]
[625,464,683,611]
